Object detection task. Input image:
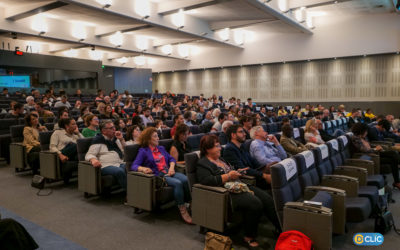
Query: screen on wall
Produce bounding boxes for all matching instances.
[0,75,31,88]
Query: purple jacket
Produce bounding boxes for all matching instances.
[130,146,176,176]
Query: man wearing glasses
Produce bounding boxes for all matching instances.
[86,120,127,191]
[223,124,272,186]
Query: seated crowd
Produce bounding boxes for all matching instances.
[3,86,400,248]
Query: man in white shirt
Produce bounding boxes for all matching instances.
[85,120,127,191]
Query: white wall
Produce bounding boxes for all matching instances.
[151,12,400,72]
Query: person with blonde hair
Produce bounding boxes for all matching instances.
[304,119,324,146]
[131,127,192,224]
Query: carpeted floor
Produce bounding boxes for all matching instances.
[1,165,400,249]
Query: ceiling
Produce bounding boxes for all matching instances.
[0,0,396,68]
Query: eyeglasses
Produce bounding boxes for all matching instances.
[214,144,222,148]
[104,126,115,130]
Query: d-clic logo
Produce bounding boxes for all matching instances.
[353,233,384,246]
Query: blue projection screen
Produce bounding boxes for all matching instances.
[0,76,31,88]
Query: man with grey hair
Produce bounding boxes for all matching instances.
[321,109,331,122]
[249,126,287,169]
[85,120,127,191]
[218,120,233,145]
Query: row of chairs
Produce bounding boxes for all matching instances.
[184,134,384,249]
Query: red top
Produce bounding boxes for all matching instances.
[150,145,167,173]
[170,125,177,137]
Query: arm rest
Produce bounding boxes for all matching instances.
[305,185,346,196]
[304,186,346,235]
[128,171,155,178]
[39,151,60,180]
[78,161,101,195]
[321,175,359,197]
[175,163,186,173]
[240,174,256,185]
[334,166,368,186]
[240,175,255,180]
[193,183,228,193]
[371,140,392,145]
[345,159,375,175]
[284,201,332,214]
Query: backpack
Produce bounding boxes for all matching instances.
[275,230,313,250]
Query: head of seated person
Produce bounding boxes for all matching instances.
[171,124,191,162]
[126,125,141,144]
[281,124,293,139]
[114,118,126,133]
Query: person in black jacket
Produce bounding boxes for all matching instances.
[196,134,281,248]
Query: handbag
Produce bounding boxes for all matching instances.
[31,175,52,196]
[374,210,400,235]
[224,181,253,194]
[155,176,167,190]
[31,175,45,190]
[204,232,232,250]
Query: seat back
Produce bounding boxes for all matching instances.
[294,150,321,191]
[124,144,141,168]
[312,144,333,179]
[271,158,302,223]
[336,119,343,131]
[184,152,201,189]
[341,117,347,130]
[187,133,204,151]
[0,119,19,135]
[337,135,351,161]
[39,131,54,150]
[324,121,333,135]
[274,132,282,142]
[44,123,54,131]
[269,123,278,134]
[243,139,252,153]
[326,139,343,168]
[161,128,171,139]
[331,120,338,131]
[77,137,93,161]
[146,122,156,127]
[189,125,200,135]
[159,139,173,152]
[298,127,306,144]
[293,119,301,128]
[165,120,174,128]
[10,125,25,143]
[293,128,301,141]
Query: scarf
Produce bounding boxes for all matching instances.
[92,134,123,159]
